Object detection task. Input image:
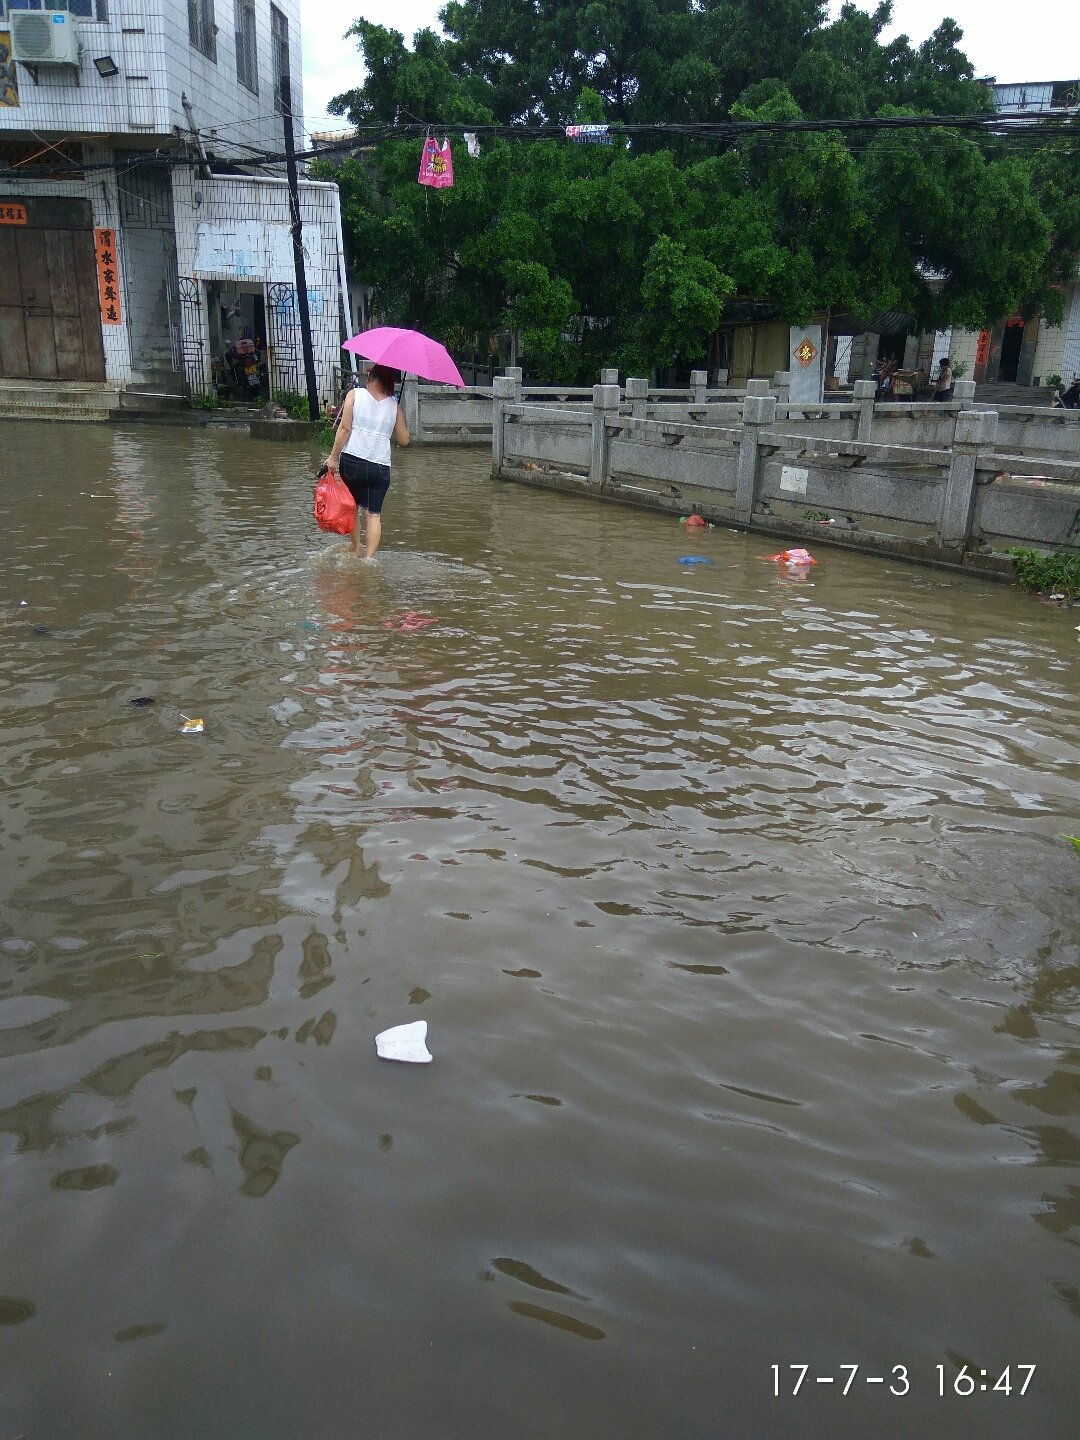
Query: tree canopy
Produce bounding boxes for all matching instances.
[316,0,1080,379]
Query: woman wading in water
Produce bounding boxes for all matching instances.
[325,364,410,559]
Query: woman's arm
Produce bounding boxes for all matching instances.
[393,403,410,447]
[325,390,355,471]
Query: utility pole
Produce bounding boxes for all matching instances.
[281,78,320,422]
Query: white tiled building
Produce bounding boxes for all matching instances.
[0,0,347,403]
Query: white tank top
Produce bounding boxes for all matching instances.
[342,387,398,466]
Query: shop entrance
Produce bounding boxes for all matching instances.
[206,283,268,399]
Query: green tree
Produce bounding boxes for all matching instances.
[320,0,1078,378]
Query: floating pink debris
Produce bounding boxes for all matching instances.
[382,610,439,633]
[766,548,817,566]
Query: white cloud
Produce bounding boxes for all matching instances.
[298,0,444,133]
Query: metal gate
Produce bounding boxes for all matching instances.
[177,277,207,396]
[267,282,299,396]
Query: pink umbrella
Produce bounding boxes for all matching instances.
[341,327,465,388]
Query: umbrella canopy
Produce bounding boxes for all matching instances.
[342,327,465,388]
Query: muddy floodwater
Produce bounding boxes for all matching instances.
[1,421,1079,1440]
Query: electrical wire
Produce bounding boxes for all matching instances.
[2,110,1075,178]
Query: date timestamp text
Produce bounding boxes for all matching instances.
[771,1364,1036,1397]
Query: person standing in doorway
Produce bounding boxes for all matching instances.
[324,364,410,559]
[933,357,954,401]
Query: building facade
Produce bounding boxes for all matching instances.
[0,0,347,403]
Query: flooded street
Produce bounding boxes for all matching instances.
[1,420,1078,1439]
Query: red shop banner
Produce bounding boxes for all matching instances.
[94,226,123,326]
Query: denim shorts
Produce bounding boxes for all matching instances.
[339,453,391,514]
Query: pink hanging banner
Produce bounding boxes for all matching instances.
[418,135,454,189]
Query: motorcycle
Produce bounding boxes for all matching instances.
[224,337,264,397]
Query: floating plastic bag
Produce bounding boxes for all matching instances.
[767,548,816,565]
[382,611,439,633]
[418,136,454,189]
[685,514,706,528]
[678,555,713,565]
[376,1020,432,1064]
[313,466,357,535]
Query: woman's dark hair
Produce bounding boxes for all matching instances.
[368,363,400,395]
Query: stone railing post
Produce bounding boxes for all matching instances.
[600,367,620,389]
[491,373,520,474]
[938,410,998,547]
[952,378,976,405]
[853,378,876,441]
[712,368,729,387]
[773,370,791,403]
[691,369,708,405]
[625,376,649,420]
[746,378,771,396]
[403,375,421,437]
[590,383,621,487]
[736,391,777,524]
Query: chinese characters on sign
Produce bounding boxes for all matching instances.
[95,227,123,326]
[974,330,991,366]
[0,203,27,225]
[793,337,818,368]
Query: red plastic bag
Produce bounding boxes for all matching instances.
[313,466,356,535]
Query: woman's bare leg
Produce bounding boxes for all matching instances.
[365,512,382,560]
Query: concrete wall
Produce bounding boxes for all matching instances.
[489,381,1080,573]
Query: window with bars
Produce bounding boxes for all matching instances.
[271,4,290,114]
[234,0,257,94]
[0,1,106,16]
[188,0,216,63]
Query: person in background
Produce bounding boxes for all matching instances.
[324,364,410,559]
[933,357,954,402]
[876,354,897,400]
[1054,376,1080,409]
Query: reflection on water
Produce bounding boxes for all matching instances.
[1,420,1079,1439]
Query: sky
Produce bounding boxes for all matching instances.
[299,0,1079,133]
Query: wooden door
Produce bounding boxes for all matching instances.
[0,219,106,381]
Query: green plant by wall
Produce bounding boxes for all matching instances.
[188,391,218,411]
[950,360,967,379]
[1044,373,1063,390]
[273,391,313,420]
[1009,548,1080,603]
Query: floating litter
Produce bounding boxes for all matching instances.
[685,514,706,528]
[129,697,155,707]
[766,548,817,566]
[678,555,712,565]
[376,1020,432,1064]
[179,715,205,735]
[382,611,438,632]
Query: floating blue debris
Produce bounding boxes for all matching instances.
[678,555,713,565]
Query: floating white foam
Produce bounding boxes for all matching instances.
[375,1020,432,1064]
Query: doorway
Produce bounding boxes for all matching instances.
[997,320,1025,383]
[0,197,106,382]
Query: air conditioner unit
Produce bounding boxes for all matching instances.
[10,10,81,67]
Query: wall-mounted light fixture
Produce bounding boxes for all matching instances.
[93,56,120,78]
